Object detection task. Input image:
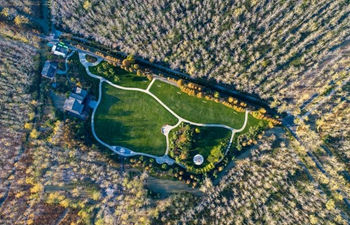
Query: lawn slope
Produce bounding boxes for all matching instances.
[150,80,260,129]
[95,83,178,156]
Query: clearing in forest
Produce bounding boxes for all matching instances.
[81,52,265,168]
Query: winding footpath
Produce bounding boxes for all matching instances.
[57,51,75,74]
[78,52,249,166]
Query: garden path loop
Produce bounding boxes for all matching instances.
[78,52,249,166]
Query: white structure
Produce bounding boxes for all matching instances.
[193,154,204,165]
[161,124,172,135]
[52,42,68,57]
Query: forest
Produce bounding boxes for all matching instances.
[153,135,349,225]
[54,0,350,113]
[0,37,38,211]
[0,0,350,224]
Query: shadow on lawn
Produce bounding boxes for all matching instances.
[95,118,130,141]
[95,117,166,155]
[131,76,148,82]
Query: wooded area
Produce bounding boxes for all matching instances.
[0,0,350,224]
[0,38,38,214]
[54,0,350,113]
[154,136,348,224]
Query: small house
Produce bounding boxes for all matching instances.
[41,61,58,80]
[63,87,88,119]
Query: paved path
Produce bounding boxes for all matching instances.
[79,53,104,67]
[78,52,249,166]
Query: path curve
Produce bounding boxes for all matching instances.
[57,51,75,75]
[79,52,249,166]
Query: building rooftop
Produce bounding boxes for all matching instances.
[74,87,88,99]
[41,61,58,79]
[63,87,88,117]
[63,97,84,115]
[52,42,69,57]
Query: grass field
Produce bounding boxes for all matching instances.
[95,83,178,156]
[89,63,150,89]
[150,80,261,129]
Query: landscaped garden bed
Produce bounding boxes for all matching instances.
[169,123,231,173]
[85,54,98,63]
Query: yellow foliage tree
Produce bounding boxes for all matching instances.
[177,79,184,86]
[92,191,101,201]
[78,210,90,222]
[14,16,22,25]
[309,215,318,225]
[28,112,35,121]
[122,59,131,68]
[1,8,9,17]
[30,129,40,139]
[24,123,32,130]
[15,192,25,198]
[60,199,71,208]
[326,199,335,210]
[259,108,267,114]
[83,0,92,10]
[14,15,28,25]
[30,183,43,193]
[196,92,203,98]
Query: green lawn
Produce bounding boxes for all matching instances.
[95,83,178,156]
[150,80,260,129]
[89,62,150,89]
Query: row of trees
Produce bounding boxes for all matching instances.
[294,78,350,212]
[175,78,281,124]
[0,0,41,18]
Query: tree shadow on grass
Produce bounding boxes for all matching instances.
[131,76,148,82]
[95,118,130,142]
[95,117,166,156]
